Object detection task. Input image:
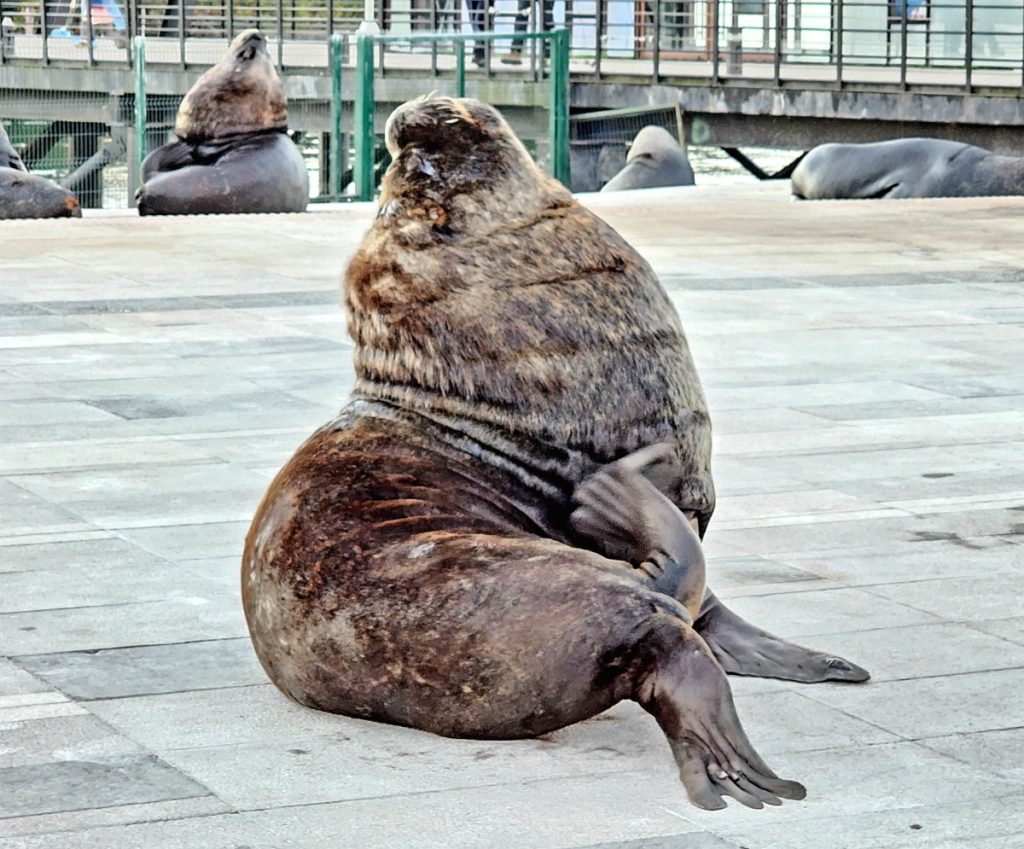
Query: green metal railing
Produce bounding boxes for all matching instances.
[128,29,569,206]
[351,28,571,201]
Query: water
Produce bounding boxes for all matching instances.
[687,145,802,185]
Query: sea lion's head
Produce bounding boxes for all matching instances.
[0,169,81,219]
[175,29,287,140]
[375,96,572,247]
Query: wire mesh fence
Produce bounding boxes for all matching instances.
[0,26,568,209]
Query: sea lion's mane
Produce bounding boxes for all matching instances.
[175,29,288,141]
[344,97,700,460]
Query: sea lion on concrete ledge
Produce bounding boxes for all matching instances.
[792,137,1024,200]
[136,29,308,215]
[0,122,81,220]
[243,96,866,810]
[601,125,695,192]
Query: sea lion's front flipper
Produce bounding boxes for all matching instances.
[570,443,705,619]
[695,590,870,684]
[638,617,806,810]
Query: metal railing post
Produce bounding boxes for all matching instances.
[711,0,719,82]
[455,41,465,96]
[548,28,570,188]
[835,0,843,86]
[227,0,234,38]
[133,35,147,185]
[84,0,94,65]
[178,0,186,68]
[652,0,661,82]
[773,0,782,84]
[354,31,375,201]
[965,0,974,90]
[329,32,343,199]
[594,0,604,77]
[900,0,908,87]
[275,0,283,68]
[40,0,48,64]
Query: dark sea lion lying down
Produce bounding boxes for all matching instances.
[136,29,308,215]
[792,137,1024,199]
[243,96,868,810]
[0,122,81,220]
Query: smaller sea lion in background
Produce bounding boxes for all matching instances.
[0,122,81,220]
[137,29,308,215]
[792,138,1024,200]
[601,125,695,192]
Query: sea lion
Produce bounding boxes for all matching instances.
[601,125,695,192]
[792,137,1024,200]
[243,96,867,811]
[136,29,308,215]
[0,121,81,220]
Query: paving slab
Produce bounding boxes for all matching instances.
[0,187,1022,847]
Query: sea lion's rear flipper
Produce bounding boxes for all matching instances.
[695,590,870,684]
[570,443,705,619]
[637,616,807,810]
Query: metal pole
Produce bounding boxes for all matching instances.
[133,35,147,188]
[329,32,343,198]
[965,0,973,90]
[455,38,465,95]
[275,0,283,68]
[900,0,908,87]
[40,0,48,65]
[652,0,661,82]
[595,0,604,76]
[84,0,94,65]
[354,31,375,201]
[548,28,570,187]
[835,0,843,86]
[711,0,719,82]
[227,0,233,38]
[178,0,186,68]
[773,0,782,84]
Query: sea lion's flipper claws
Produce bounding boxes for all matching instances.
[696,592,870,684]
[639,622,806,810]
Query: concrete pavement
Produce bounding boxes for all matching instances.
[1,183,1022,848]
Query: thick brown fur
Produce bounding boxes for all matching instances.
[175,29,287,140]
[244,97,817,812]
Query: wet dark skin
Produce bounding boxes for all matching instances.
[244,96,867,812]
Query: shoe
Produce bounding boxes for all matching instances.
[500,52,522,65]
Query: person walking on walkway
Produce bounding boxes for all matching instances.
[501,0,553,65]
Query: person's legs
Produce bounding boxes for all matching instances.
[466,0,486,66]
[502,0,530,62]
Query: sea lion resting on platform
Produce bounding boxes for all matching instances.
[601,125,695,192]
[136,30,308,215]
[792,137,1024,200]
[0,122,81,220]
[243,96,868,810]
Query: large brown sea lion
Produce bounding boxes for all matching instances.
[136,30,308,215]
[243,96,868,811]
[792,137,1024,199]
[0,121,81,220]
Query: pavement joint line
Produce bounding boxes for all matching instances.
[9,635,249,660]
